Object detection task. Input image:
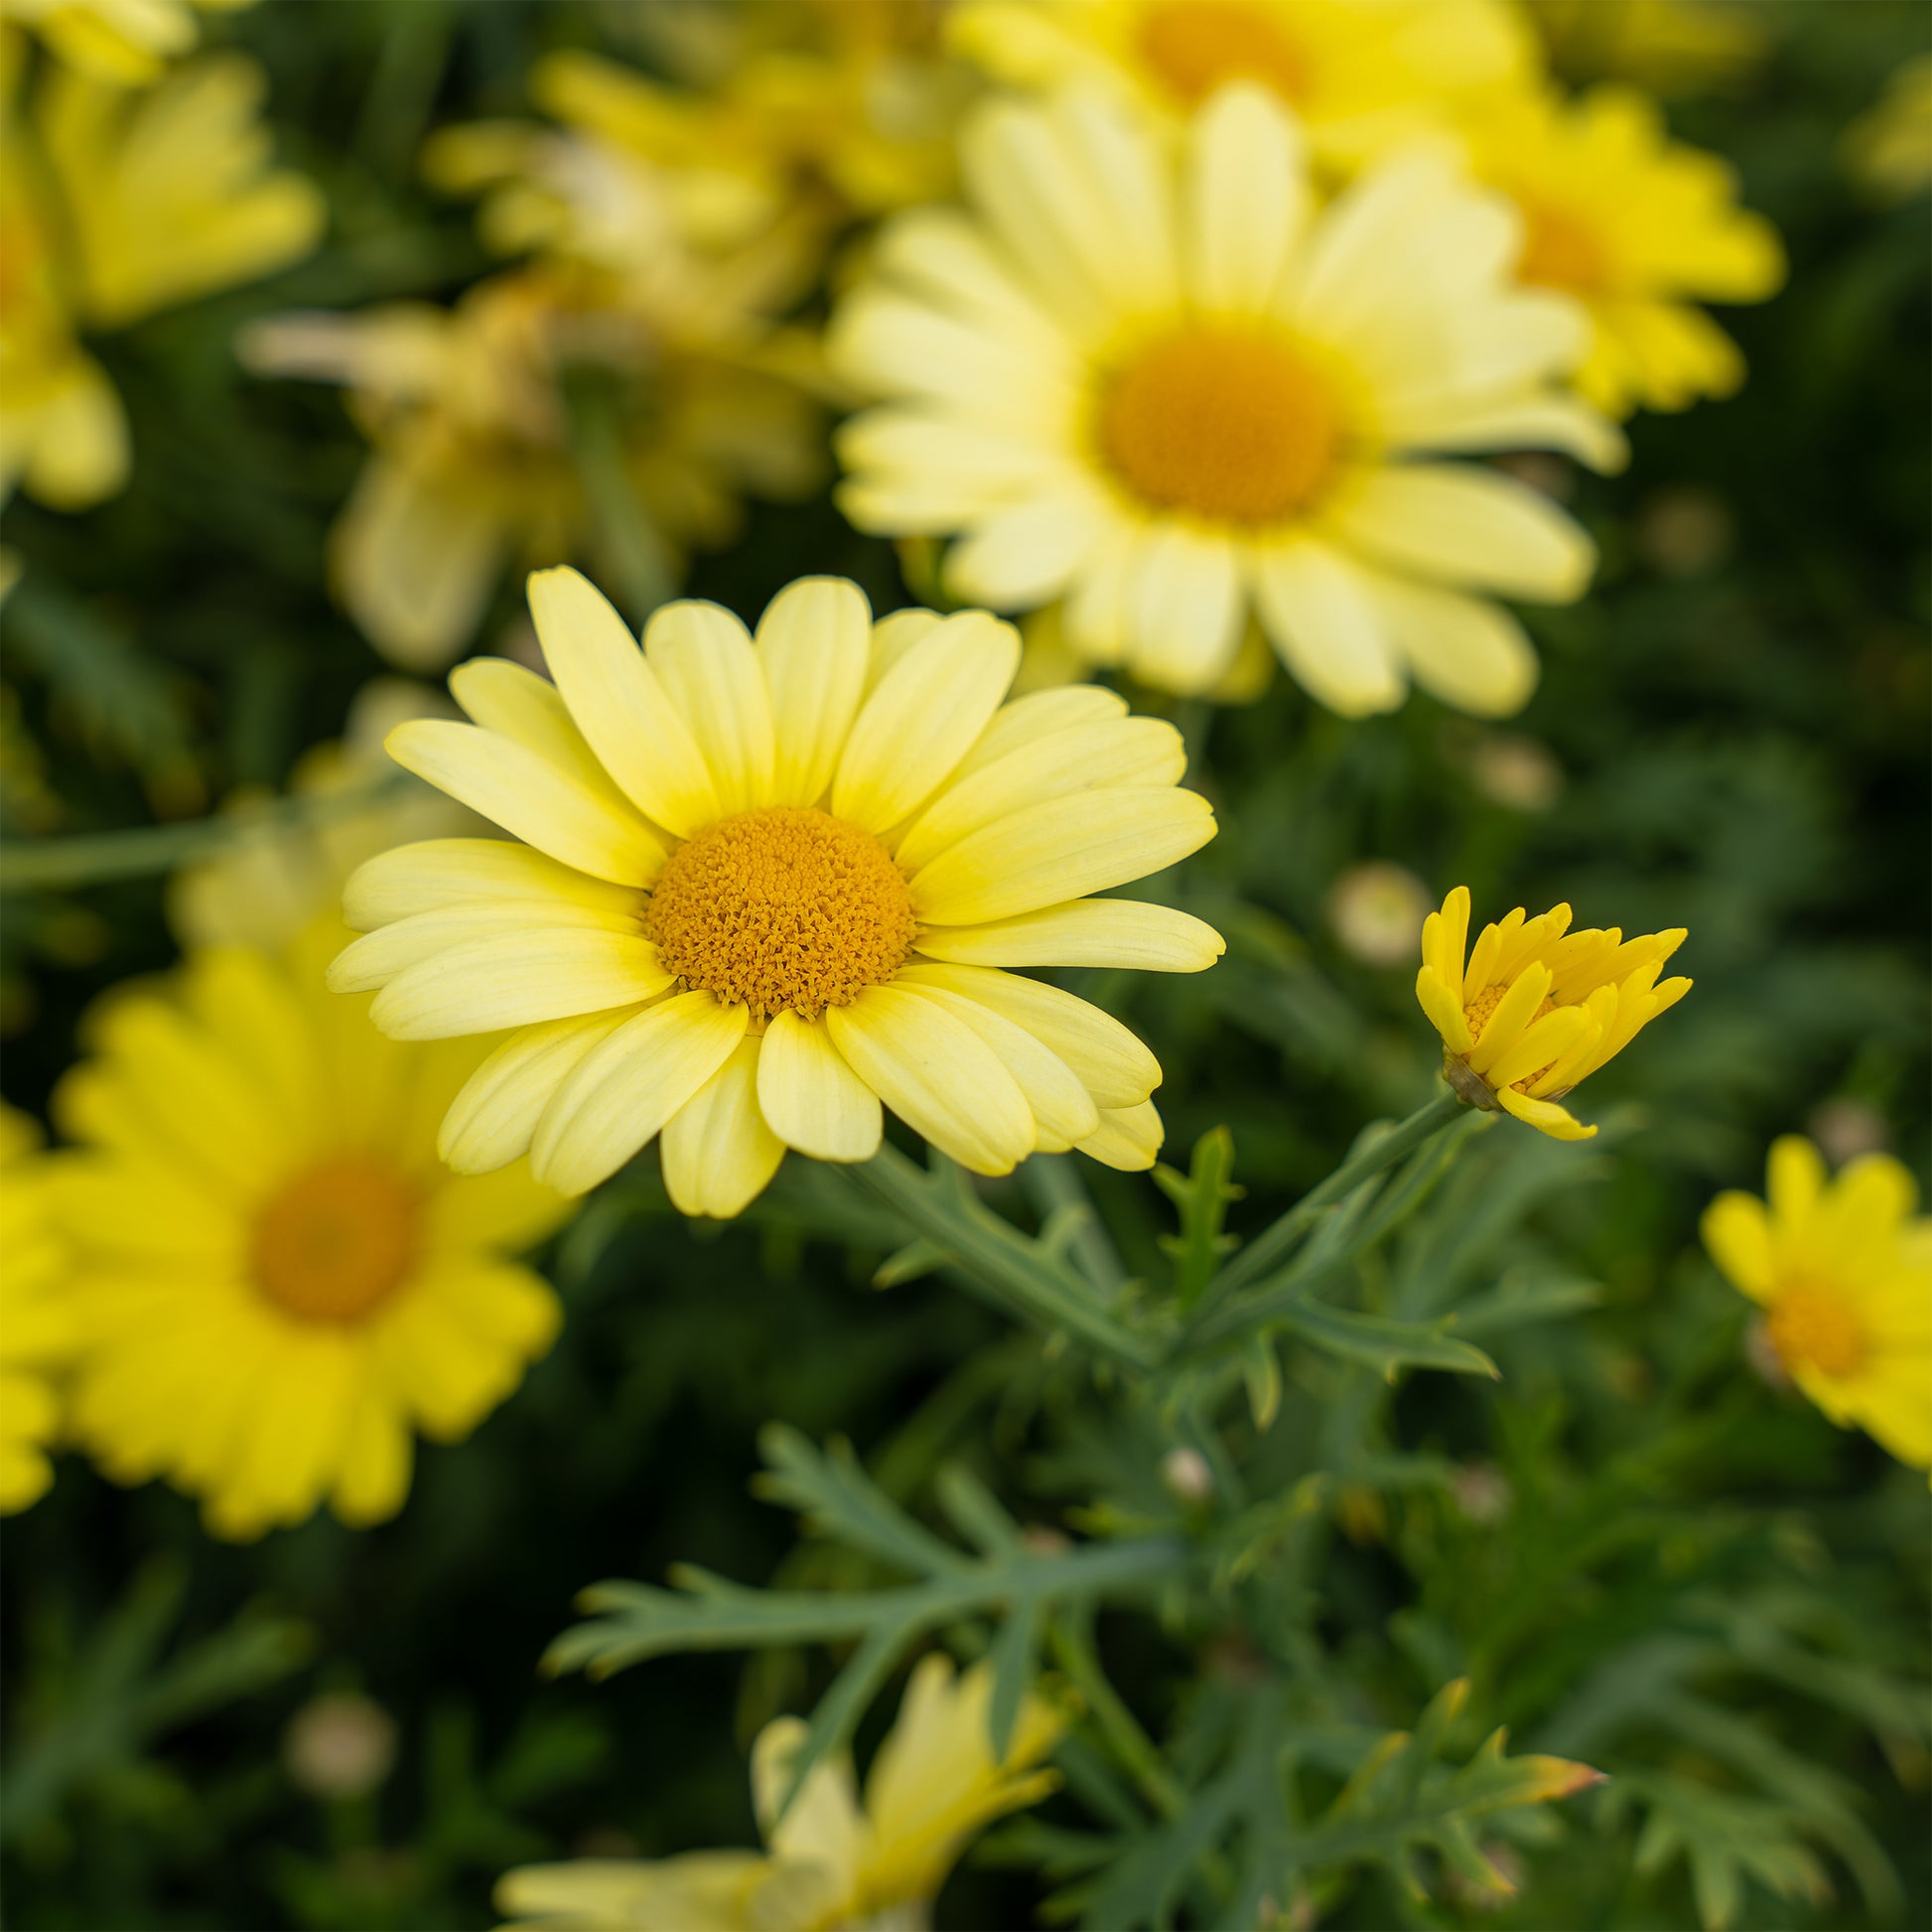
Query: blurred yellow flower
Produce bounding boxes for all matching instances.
[4,0,253,86]
[497,1652,1064,1932]
[1705,1137,1931,1476]
[0,1105,76,1513]
[49,923,570,1540]
[242,272,821,670]
[1417,885,1691,1140]
[333,568,1221,1210]
[0,52,323,510]
[1528,0,1769,95]
[1460,85,1784,417]
[1843,55,1932,203]
[832,83,1620,714]
[947,0,1533,167]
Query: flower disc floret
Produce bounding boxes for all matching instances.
[1417,885,1691,1140]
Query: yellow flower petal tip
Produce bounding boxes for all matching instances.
[1416,886,1690,1139]
[830,75,1615,713]
[1703,1136,1932,1477]
[41,923,572,1540]
[497,1652,1065,1930]
[336,571,1222,1214]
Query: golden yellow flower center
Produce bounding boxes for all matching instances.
[645,806,917,1022]
[1462,983,1562,1091]
[1516,201,1610,294]
[1099,325,1342,525]
[254,1160,418,1323]
[1137,0,1312,107]
[1766,1282,1866,1380]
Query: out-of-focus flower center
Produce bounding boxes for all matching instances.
[1767,1282,1866,1380]
[645,806,917,1021]
[1136,0,1312,107]
[254,1160,418,1321]
[1099,326,1341,525]
[1516,201,1610,294]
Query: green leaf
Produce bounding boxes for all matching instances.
[1153,1127,1242,1310]
[1275,1301,1499,1381]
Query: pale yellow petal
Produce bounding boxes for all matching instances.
[644,600,775,815]
[330,898,646,993]
[343,838,637,930]
[913,898,1222,972]
[1183,82,1309,314]
[755,1011,883,1163]
[1077,1099,1163,1171]
[1356,570,1541,719]
[910,986,1099,1143]
[660,1037,786,1218]
[369,931,672,1040]
[756,577,873,808]
[1251,541,1406,718]
[952,684,1127,780]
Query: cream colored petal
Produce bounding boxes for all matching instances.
[1076,1099,1164,1172]
[1326,467,1594,602]
[1125,527,1245,694]
[756,577,873,807]
[660,1036,787,1217]
[910,986,1098,1143]
[531,992,749,1196]
[343,839,637,930]
[643,600,775,815]
[1360,571,1540,720]
[440,1008,647,1173]
[1379,391,1627,476]
[1061,516,1146,668]
[448,656,619,796]
[953,684,1127,779]
[825,985,1035,1175]
[756,1011,883,1163]
[385,721,665,886]
[1702,1190,1776,1302]
[908,786,1215,926]
[370,931,672,1040]
[867,609,947,689]
[834,611,1021,834]
[527,566,721,837]
[913,898,1222,972]
[894,962,1159,1108]
[894,717,1185,875]
[330,897,644,993]
[1251,542,1406,718]
[946,490,1107,609]
[1184,82,1309,315]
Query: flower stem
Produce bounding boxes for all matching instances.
[850,1145,1164,1374]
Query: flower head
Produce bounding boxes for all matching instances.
[948,0,1534,165]
[48,922,570,1539]
[1704,1137,1932,1476]
[5,0,254,86]
[1458,85,1784,416]
[1416,885,1691,1140]
[0,1106,76,1513]
[333,569,1222,1213]
[831,83,1620,714]
[497,1653,1064,1932]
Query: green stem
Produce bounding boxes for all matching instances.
[0,769,414,894]
[1050,1607,1188,1820]
[563,370,675,627]
[1023,1153,1128,1299]
[1187,1089,1467,1325]
[850,1145,1164,1374]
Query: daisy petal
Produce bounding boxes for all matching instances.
[913,898,1222,972]
[756,1011,884,1164]
[644,600,775,816]
[757,577,873,808]
[660,1036,787,1218]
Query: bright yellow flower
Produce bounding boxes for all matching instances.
[832,83,1620,715]
[242,272,822,670]
[1705,1138,1931,1476]
[3,0,253,86]
[497,1653,1064,1932]
[0,51,323,511]
[0,1105,77,1513]
[1843,55,1932,203]
[1416,885,1691,1140]
[1459,85,1784,417]
[1527,0,1771,96]
[947,0,1534,167]
[48,922,570,1540]
[332,569,1222,1212]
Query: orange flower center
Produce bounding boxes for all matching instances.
[1099,325,1342,525]
[1515,201,1610,294]
[645,806,916,1021]
[1766,1282,1866,1380]
[1136,0,1312,108]
[254,1159,418,1322]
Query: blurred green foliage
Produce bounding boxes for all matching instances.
[2,3,1927,1929]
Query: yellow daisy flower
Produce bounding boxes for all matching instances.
[242,271,821,671]
[0,1105,76,1514]
[946,0,1534,167]
[830,83,1621,716]
[1416,885,1691,1140]
[48,923,571,1541]
[332,568,1223,1212]
[497,1653,1063,1932]
[1705,1138,1932,1476]
[4,0,254,87]
[0,49,323,511]
[1459,85,1785,417]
